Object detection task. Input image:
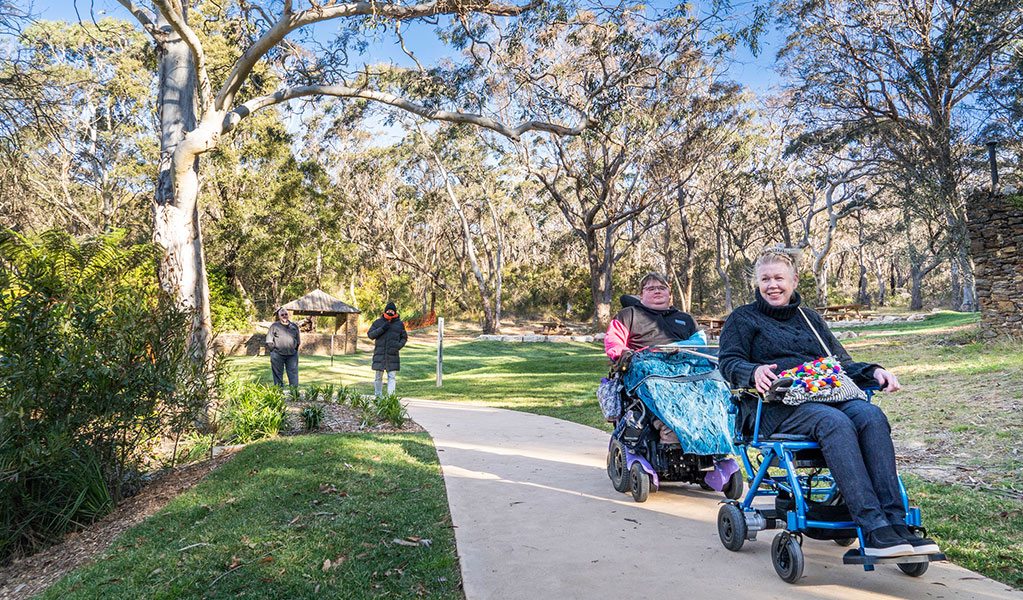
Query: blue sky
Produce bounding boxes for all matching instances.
[37,0,785,94]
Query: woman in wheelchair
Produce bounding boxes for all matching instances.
[718,248,939,558]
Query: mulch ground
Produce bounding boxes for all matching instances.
[0,409,425,600]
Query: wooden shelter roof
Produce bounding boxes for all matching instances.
[281,289,360,316]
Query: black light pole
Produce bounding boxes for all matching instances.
[986,140,999,189]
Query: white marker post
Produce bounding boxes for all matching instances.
[436,317,444,387]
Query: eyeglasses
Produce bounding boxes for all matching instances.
[643,285,670,293]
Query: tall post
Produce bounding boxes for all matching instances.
[436,317,444,387]
[987,140,999,189]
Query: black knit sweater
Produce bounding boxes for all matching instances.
[718,290,881,436]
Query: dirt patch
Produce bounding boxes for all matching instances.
[0,451,239,600]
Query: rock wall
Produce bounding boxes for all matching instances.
[967,189,1023,338]
[215,331,358,356]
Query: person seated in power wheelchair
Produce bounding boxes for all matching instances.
[715,248,943,582]
[602,272,742,502]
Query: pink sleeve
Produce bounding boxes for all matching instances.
[605,318,630,359]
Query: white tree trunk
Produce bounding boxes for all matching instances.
[154,9,213,363]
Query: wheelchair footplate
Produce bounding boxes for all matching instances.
[842,550,947,566]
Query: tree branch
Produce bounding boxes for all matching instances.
[113,0,163,39]
[214,0,541,114]
[224,85,591,140]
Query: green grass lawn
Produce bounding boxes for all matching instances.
[227,340,611,430]
[42,434,462,600]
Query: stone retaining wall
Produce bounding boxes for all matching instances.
[477,334,605,343]
[214,333,357,356]
[966,189,1023,338]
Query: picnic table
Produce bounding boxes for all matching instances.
[814,304,871,321]
[536,321,569,335]
[696,317,726,338]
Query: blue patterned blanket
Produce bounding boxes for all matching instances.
[622,335,737,456]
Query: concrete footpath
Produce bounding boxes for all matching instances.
[405,398,1022,600]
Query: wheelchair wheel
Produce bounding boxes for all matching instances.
[607,440,630,493]
[699,480,714,491]
[717,504,747,552]
[629,462,650,503]
[898,561,929,577]
[834,537,856,547]
[771,532,804,584]
[723,469,744,500]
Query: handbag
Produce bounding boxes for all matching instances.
[596,375,624,421]
[775,308,868,406]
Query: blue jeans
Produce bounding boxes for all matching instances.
[775,400,904,533]
[374,370,396,396]
[270,351,298,387]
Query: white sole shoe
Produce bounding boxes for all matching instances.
[910,542,940,555]
[863,543,915,557]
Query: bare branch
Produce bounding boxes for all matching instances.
[215,0,540,114]
[224,84,591,140]
[113,0,163,39]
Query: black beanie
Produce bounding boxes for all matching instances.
[385,301,397,313]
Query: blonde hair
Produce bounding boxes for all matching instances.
[751,246,800,286]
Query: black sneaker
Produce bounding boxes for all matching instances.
[863,525,914,557]
[893,524,940,555]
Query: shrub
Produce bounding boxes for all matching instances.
[336,384,359,406]
[220,382,286,444]
[0,229,216,564]
[372,393,408,428]
[321,383,336,404]
[171,431,216,465]
[305,384,321,403]
[301,403,325,430]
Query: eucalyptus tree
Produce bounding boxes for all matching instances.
[508,7,748,326]
[779,0,1023,311]
[102,0,588,362]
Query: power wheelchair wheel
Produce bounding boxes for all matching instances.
[722,469,744,500]
[717,504,747,551]
[607,440,631,493]
[898,561,929,577]
[834,537,856,546]
[698,480,714,491]
[771,532,804,583]
[629,462,650,503]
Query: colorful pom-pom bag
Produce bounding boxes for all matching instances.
[775,308,868,406]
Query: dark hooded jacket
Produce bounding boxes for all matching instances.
[367,301,408,371]
[610,294,697,350]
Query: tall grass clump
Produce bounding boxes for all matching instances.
[220,381,286,443]
[373,392,408,427]
[0,229,217,565]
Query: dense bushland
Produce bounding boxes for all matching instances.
[0,229,218,564]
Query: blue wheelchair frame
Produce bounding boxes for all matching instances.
[720,385,945,582]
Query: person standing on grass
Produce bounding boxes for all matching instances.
[266,307,300,387]
[368,301,407,396]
